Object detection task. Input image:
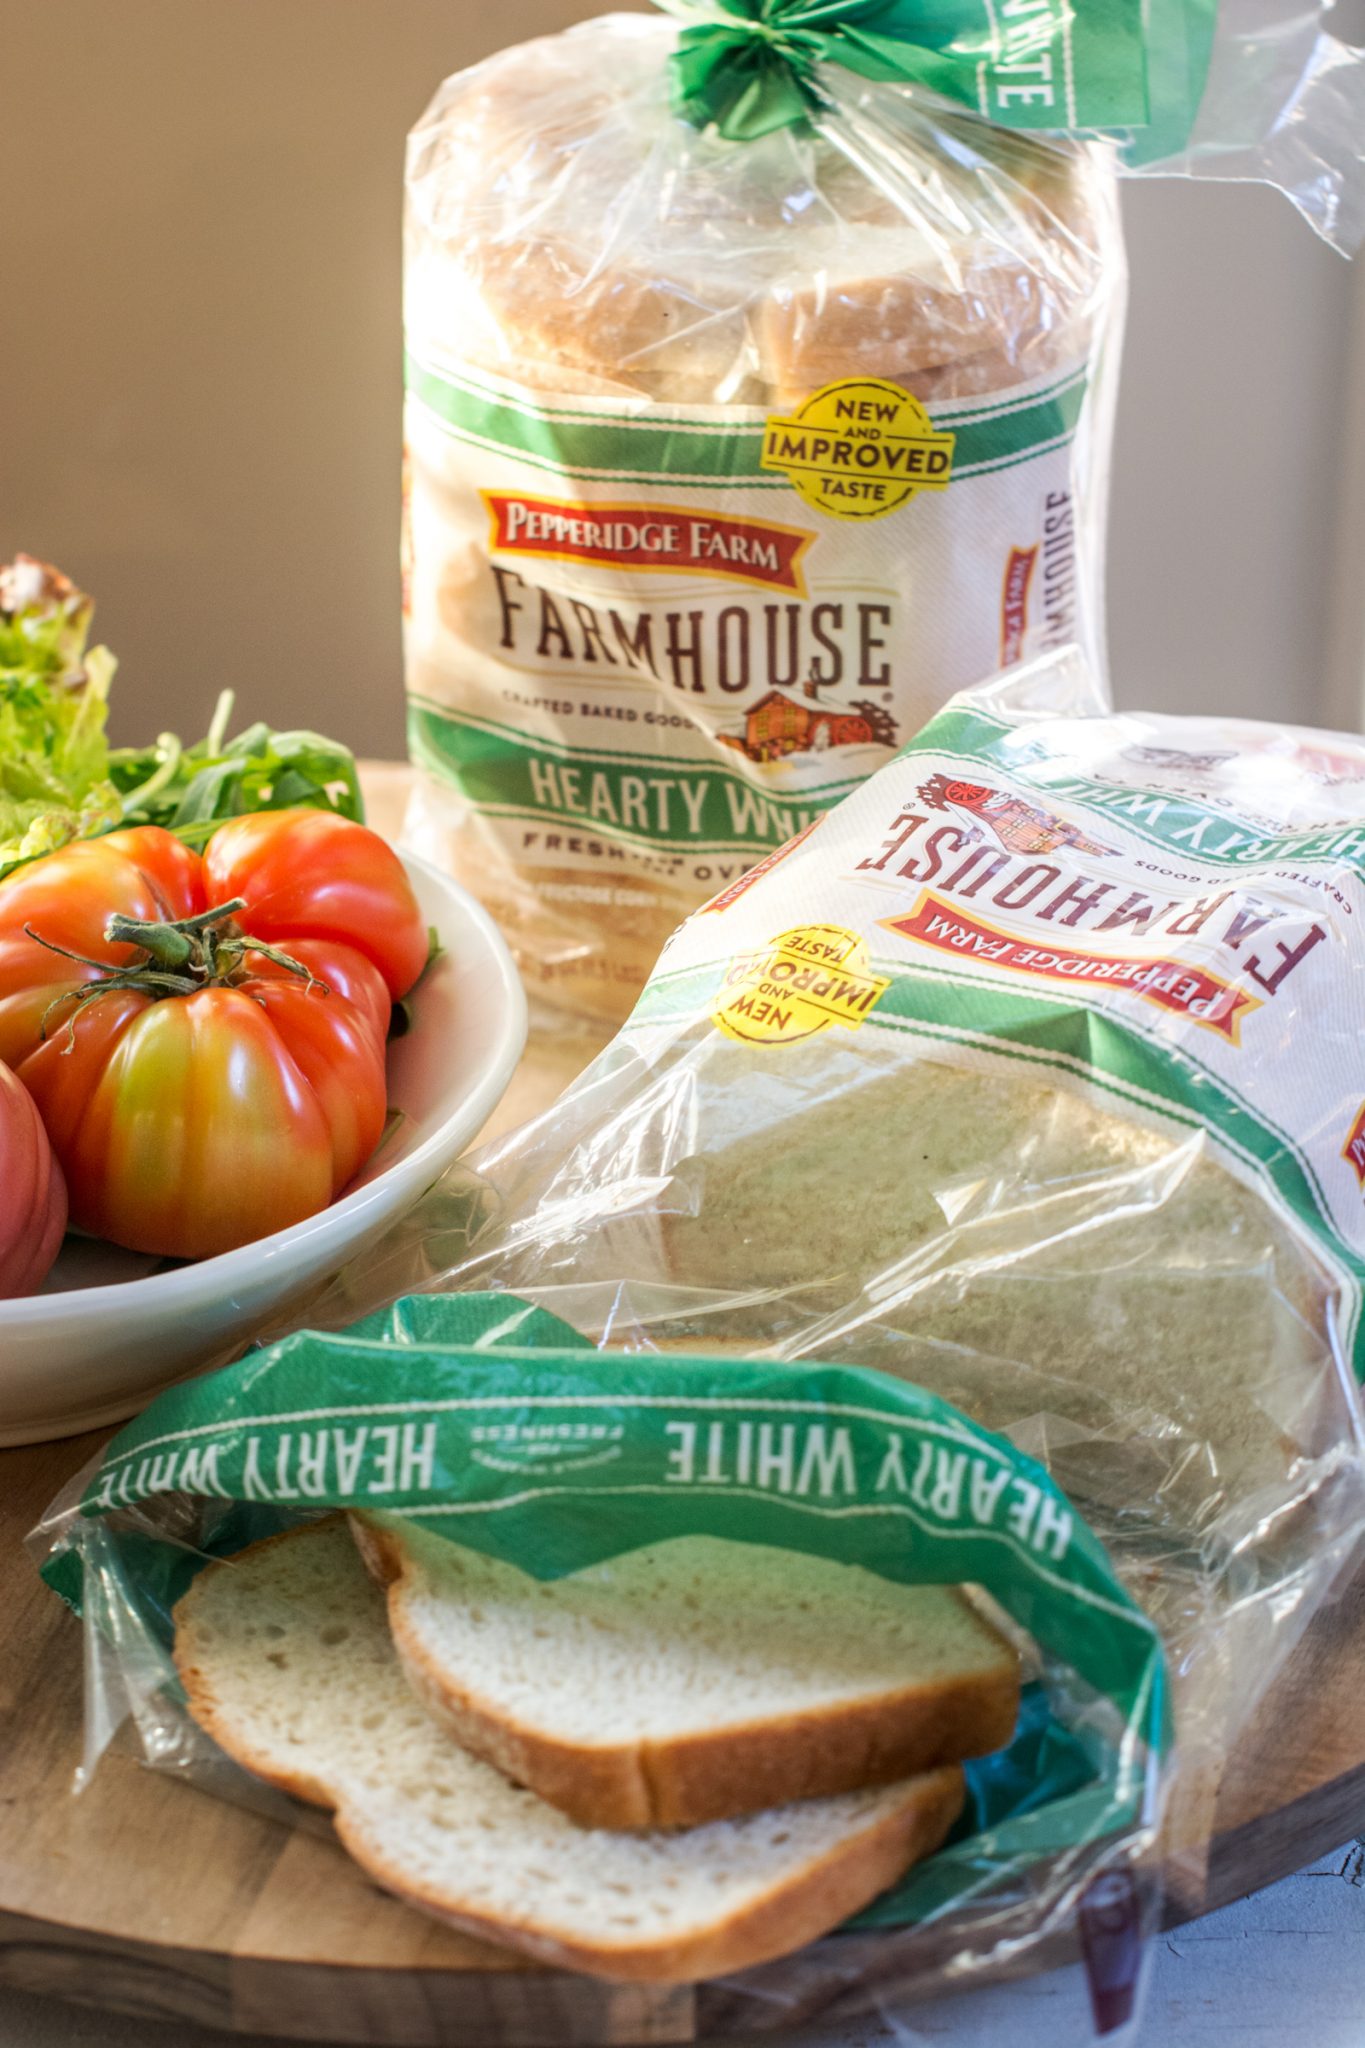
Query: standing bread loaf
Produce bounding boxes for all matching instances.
[402,15,1125,1020]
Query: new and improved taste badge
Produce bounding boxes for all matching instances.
[712,925,890,1046]
[761,377,955,520]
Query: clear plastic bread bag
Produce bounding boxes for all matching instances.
[36,645,1365,2039]
[399,0,1364,1024]
[400,11,1126,1024]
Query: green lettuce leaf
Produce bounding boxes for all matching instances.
[0,556,121,873]
[0,556,364,880]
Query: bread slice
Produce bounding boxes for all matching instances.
[353,1519,1018,1829]
[174,1521,964,1982]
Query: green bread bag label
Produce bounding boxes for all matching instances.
[46,1288,1166,1936]
[403,355,1104,892]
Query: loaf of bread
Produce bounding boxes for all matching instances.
[403,14,1124,1021]
[663,1039,1337,1525]
[466,1025,1339,1556]
[408,32,1102,410]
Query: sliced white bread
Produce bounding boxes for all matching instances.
[173,1520,964,1983]
[352,1519,1019,1829]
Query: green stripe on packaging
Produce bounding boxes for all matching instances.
[662,0,1226,144]
[403,355,1089,489]
[409,700,858,853]
[887,701,1365,877]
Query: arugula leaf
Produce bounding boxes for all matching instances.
[110,690,364,841]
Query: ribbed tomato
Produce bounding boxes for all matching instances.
[0,811,427,1260]
[0,1060,67,1297]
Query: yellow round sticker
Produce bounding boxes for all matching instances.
[761,377,955,522]
[712,925,890,1047]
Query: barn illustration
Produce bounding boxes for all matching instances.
[918,773,1115,858]
[720,690,894,765]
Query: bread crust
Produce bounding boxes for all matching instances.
[341,1761,963,1983]
[173,1519,355,1813]
[352,1514,1018,1830]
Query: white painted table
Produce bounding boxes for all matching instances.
[0,1850,1360,2048]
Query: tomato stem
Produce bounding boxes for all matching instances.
[105,897,247,971]
[26,895,332,1036]
[238,937,331,994]
[22,925,115,975]
[39,968,203,1048]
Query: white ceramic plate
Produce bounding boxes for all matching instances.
[0,854,527,1446]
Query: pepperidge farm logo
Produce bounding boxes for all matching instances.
[483,492,815,595]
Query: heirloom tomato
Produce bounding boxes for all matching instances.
[0,810,428,1260]
[0,1060,67,1297]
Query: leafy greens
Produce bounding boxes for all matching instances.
[0,556,121,872]
[0,556,364,879]
[111,693,364,845]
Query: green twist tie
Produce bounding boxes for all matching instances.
[662,0,998,140]
[656,0,1193,145]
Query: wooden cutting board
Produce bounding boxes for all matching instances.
[2,767,1364,2044]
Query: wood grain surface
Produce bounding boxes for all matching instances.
[2,766,1364,2044]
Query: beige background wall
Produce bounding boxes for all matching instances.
[3,0,1361,758]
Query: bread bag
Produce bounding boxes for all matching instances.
[450,649,1365,1535]
[38,1292,1168,2012]
[381,648,1365,1891]
[401,0,1365,1020]
[401,11,1122,1021]
[38,650,1365,2018]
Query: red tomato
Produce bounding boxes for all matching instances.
[0,1060,67,1298]
[0,812,427,1260]
[203,810,430,1000]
